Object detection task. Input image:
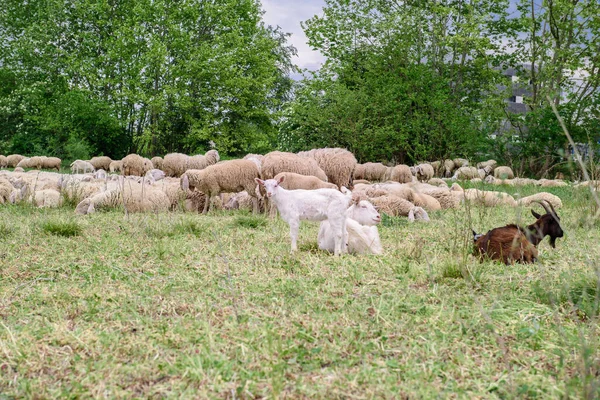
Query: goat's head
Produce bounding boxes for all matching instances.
[347,197,380,226]
[530,200,564,248]
[472,229,484,242]
[255,176,284,198]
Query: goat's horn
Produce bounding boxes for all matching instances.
[532,200,551,215]
[544,199,559,218]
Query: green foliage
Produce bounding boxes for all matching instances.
[0,0,295,158]
[280,0,509,164]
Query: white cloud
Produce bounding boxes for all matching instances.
[261,0,326,72]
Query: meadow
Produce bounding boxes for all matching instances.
[0,182,599,398]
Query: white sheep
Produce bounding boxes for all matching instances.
[256,176,351,256]
[414,164,434,182]
[318,197,382,255]
[70,160,95,174]
[94,169,107,180]
[494,166,515,179]
[146,169,166,183]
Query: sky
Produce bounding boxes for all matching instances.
[260,0,326,79]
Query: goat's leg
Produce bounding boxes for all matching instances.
[288,220,299,252]
[329,217,345,256]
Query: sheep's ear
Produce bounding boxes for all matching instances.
[277,175,285,184]
[531,209,541,219]
[255,178,264,186]
[181,174,190,191]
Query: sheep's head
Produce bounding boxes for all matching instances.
[75,198,95,215]
[255,176,284,198]
[530,200,563,248]
[347,199,381,226]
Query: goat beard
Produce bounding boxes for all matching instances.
[549,236,556,248]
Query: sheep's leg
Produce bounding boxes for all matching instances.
[202,194,211,214]
[251,196,258,214]
[288,220,299,252]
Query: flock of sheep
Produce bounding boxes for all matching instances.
[0,149,595,260]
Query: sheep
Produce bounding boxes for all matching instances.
[464,188,517,207]
[29,189,62,208]
[261,151,328,182]
[181,159,260,214]
[151,156,163,170]
[255,176,350,255]
[6,155,25,168]
[353,179,371,185]
[0,155,7,168]
[223,190,266,213]
[476,159,497,170]
[16,158,32,169]
[353,162,388,182]
[443,159,456,177]
[414,164,434,182]
[71,160,95,174]
[473,200,564,264]
[429,161,442,176]
[494,166,514,179]
[146,169,166,183]
[161,150,219,177]
[162,153,189,177]
[411,192,442,211]
[517,192,562,209]
[75,180,170,215]
[452,166,479,180]
[297,148,357,188]
[186,149,220,171]
[410,183,460,209]
[122,154,153,177]
[388,164,413,183]
[274,172,338,191]
[244,156,262,174]
[0,177,12,203]
[371,182,414,201]
[453,158,469,168]
[427,178,448,188]
[369,195,429,220]
[109,160,123,173]
[14,167,24,172]
[89,156,112,171]
[94,169,107,180]
[318,196,382,255]
[41,157,61,171]
[243,154,264,173]
[537,179,568,188]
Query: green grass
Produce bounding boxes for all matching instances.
[0,184,599,398]
[40,219,82,237]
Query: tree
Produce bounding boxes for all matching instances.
[0,0,296,159]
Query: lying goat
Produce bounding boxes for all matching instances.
[473,200,563,264]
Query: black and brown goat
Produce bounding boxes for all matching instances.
[473,200,563,264]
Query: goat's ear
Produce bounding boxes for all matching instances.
[255,178,264,186]
[277,175,285,184]
[531,209,541,219]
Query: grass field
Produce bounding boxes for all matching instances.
[0,182,599,398]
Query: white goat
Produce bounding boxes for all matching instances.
[256,176,350,256]
[318,198,382,255]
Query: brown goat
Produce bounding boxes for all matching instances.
[473,200,563,264]
[473,225,538,264]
